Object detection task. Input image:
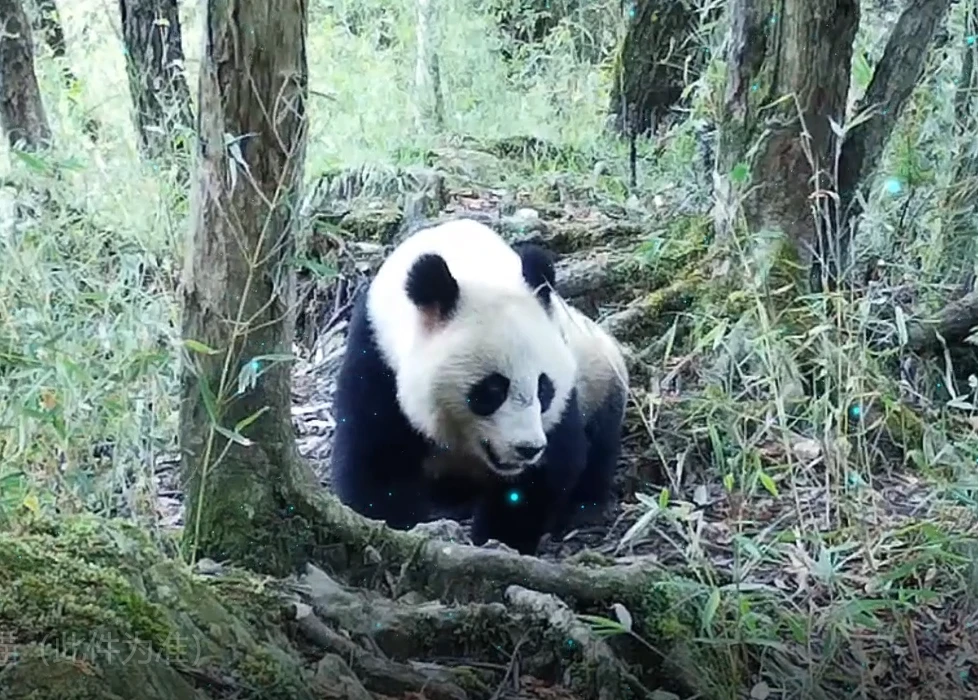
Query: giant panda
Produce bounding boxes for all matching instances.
[329,218,628,554]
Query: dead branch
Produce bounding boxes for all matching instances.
[907,290,978,352]
[555,253,615,298]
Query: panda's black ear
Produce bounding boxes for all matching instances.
[512,242,556,311]
[405,253,460,321]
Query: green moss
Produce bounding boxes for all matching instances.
[236,644,309,699]
[207,573,286,630]
[0,517,175,654]
[340,203,403,243]
[1,513,323,700]
[638,583,694,642]
[882,400,926,451]
[0,646,128,700]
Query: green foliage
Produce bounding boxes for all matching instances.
[5,0,978,698]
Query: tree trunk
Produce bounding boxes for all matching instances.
[717,0,860,290]
[717,0,951,291]
[30,0,67,60]
[29,0,100,140]
[834,0,952,279]
[179,0,313,577]
[0,0,51,151]
[413,0,444,131]
[939,1,978,281]
[608,0,712,137]
[118,0,193,159]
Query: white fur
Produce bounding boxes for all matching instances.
[549,296,628,418]
[367,219,577,474]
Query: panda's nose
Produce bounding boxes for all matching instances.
[515,443,544,460]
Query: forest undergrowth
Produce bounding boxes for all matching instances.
[3,0,978,697]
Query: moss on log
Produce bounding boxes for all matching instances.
[0,515,316,700]
[0,512,702,699]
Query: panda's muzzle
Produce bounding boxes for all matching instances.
[482,440,542,477]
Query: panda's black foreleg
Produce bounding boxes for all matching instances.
[470,393,589,555]
[564,385,627,527]
[332,453,434,529]
[330,293,438,529]
[470,474,566,554]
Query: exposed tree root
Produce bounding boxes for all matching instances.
[276,478,699,697]
[907,290,978,352]
[290,560,671,699]
[0,510,695,699]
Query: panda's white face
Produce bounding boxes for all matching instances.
[397,286,577,478]
[366,219,577,478]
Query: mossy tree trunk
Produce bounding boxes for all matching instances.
[179,0,314,578]
[937,0,978,282]
[0,0,51,151]
[118,0,193,159]
[609,0,713,137]
[717,0,860,291]
[717,0,951,292]
[834,0,952,277]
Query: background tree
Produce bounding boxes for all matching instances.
[118,0,193,159]
[939,0,978,281]
[0,0,51,150]
[718,0,952,290]
[609,0,718,138]
[27,0,99,139]
[179,0,312,574]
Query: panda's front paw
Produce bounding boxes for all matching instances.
[409,518,472,545]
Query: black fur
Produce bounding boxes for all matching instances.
[560,380,627,529]
[405,253,459,319]
[467,372,510,416]
[512,241,556,311]
[330,292,436,528]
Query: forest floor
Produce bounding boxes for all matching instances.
[138,137,978,699]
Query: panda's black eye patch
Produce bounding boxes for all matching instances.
[467,372,510,416]
[538,373,554,413]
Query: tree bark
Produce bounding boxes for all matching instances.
[413,0,444,131]
[608,0,713,137]
[955,1,976,124]
[835,0,952,277]
[0,0,51,151]
[30,0,67,60]
[717,0,951,291]
[28,0,100,140]
[118,0,193,159]
[179,0,312,576]
[939,1,978,280]
[718,0,859,290]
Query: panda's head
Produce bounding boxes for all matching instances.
[393,247,576,478]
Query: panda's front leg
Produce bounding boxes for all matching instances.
[470,399,588,555]
[469,474,569,554]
